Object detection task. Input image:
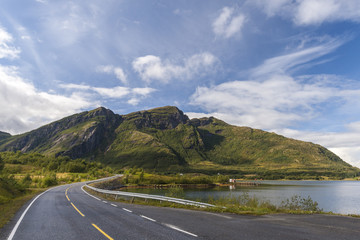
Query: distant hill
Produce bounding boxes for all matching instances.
[0,106,358,178]
[0,131,11,141]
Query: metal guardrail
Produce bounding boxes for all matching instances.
[83,177,215,208]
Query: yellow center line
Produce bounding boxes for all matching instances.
[71,202,85,217]
[65,187,71,201]
[92,223,114,240]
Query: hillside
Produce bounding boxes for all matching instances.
[0,107,121,159]
[0,106,358,178]
[0,131,11,142]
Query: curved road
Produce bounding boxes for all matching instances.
[2,182,360,240]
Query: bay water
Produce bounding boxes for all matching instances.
[125,181,360,214]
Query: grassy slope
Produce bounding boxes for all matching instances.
[196,118,350,169]
[105,113,358,177]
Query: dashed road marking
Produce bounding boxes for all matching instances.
[102,201,108,203]
[111,204,117,207]
[122,208,132,213]
[140,215,156,222]
[164,224,198,237]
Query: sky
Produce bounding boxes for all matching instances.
[1,0,360,167]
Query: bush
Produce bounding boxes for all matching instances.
[280,195,322,212]
[67,162,86,173]
[41,173,57,188]
[21,173,32,187]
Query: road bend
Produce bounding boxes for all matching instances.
[3,181,360,240]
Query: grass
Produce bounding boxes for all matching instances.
[0,189,44,229]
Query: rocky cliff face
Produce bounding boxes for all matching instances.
[0,107,122,158]
[123,106,189,130]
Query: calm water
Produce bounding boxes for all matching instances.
[125,181,360,214]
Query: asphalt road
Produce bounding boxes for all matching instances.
[2,182,360,240]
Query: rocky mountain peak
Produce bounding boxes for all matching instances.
[124,106,189,130]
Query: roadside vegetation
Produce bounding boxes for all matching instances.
[209,193,322,215]
[0,151,114,229]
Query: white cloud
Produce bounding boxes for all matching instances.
[251,36,345,78]
[127,98,140,106]
[0,66,92,134]
[0,25,20,59]
[132,87,156,96]
[295,0,360,25]
[0,24,92,134]
[93,86,130,98]
[190,74,351,129]
[213,7,245,38]
[59,83,156,105]
[132,52,218,83]
[96,65,127,84]
[249,0,360,26]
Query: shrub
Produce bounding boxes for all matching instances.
[21,173,32,187]
[41,173,57,188]
[280,195,322,212]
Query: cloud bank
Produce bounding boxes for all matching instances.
[59,83,156,106]
[0,66,92,134]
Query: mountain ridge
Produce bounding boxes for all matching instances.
[0,106,357,177]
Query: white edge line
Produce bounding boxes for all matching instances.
[81,185,101,201]
[164,224,198,238]
[140,215,156,222]
[111,204,117,207]
[7,186,57,240]
[122,208,132,213]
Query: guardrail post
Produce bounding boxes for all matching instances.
[131,197,135,203]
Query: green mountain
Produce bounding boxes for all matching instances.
[0,106,358,178]
[0,131,11,141]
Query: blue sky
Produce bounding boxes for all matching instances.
[1,0,360,167]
